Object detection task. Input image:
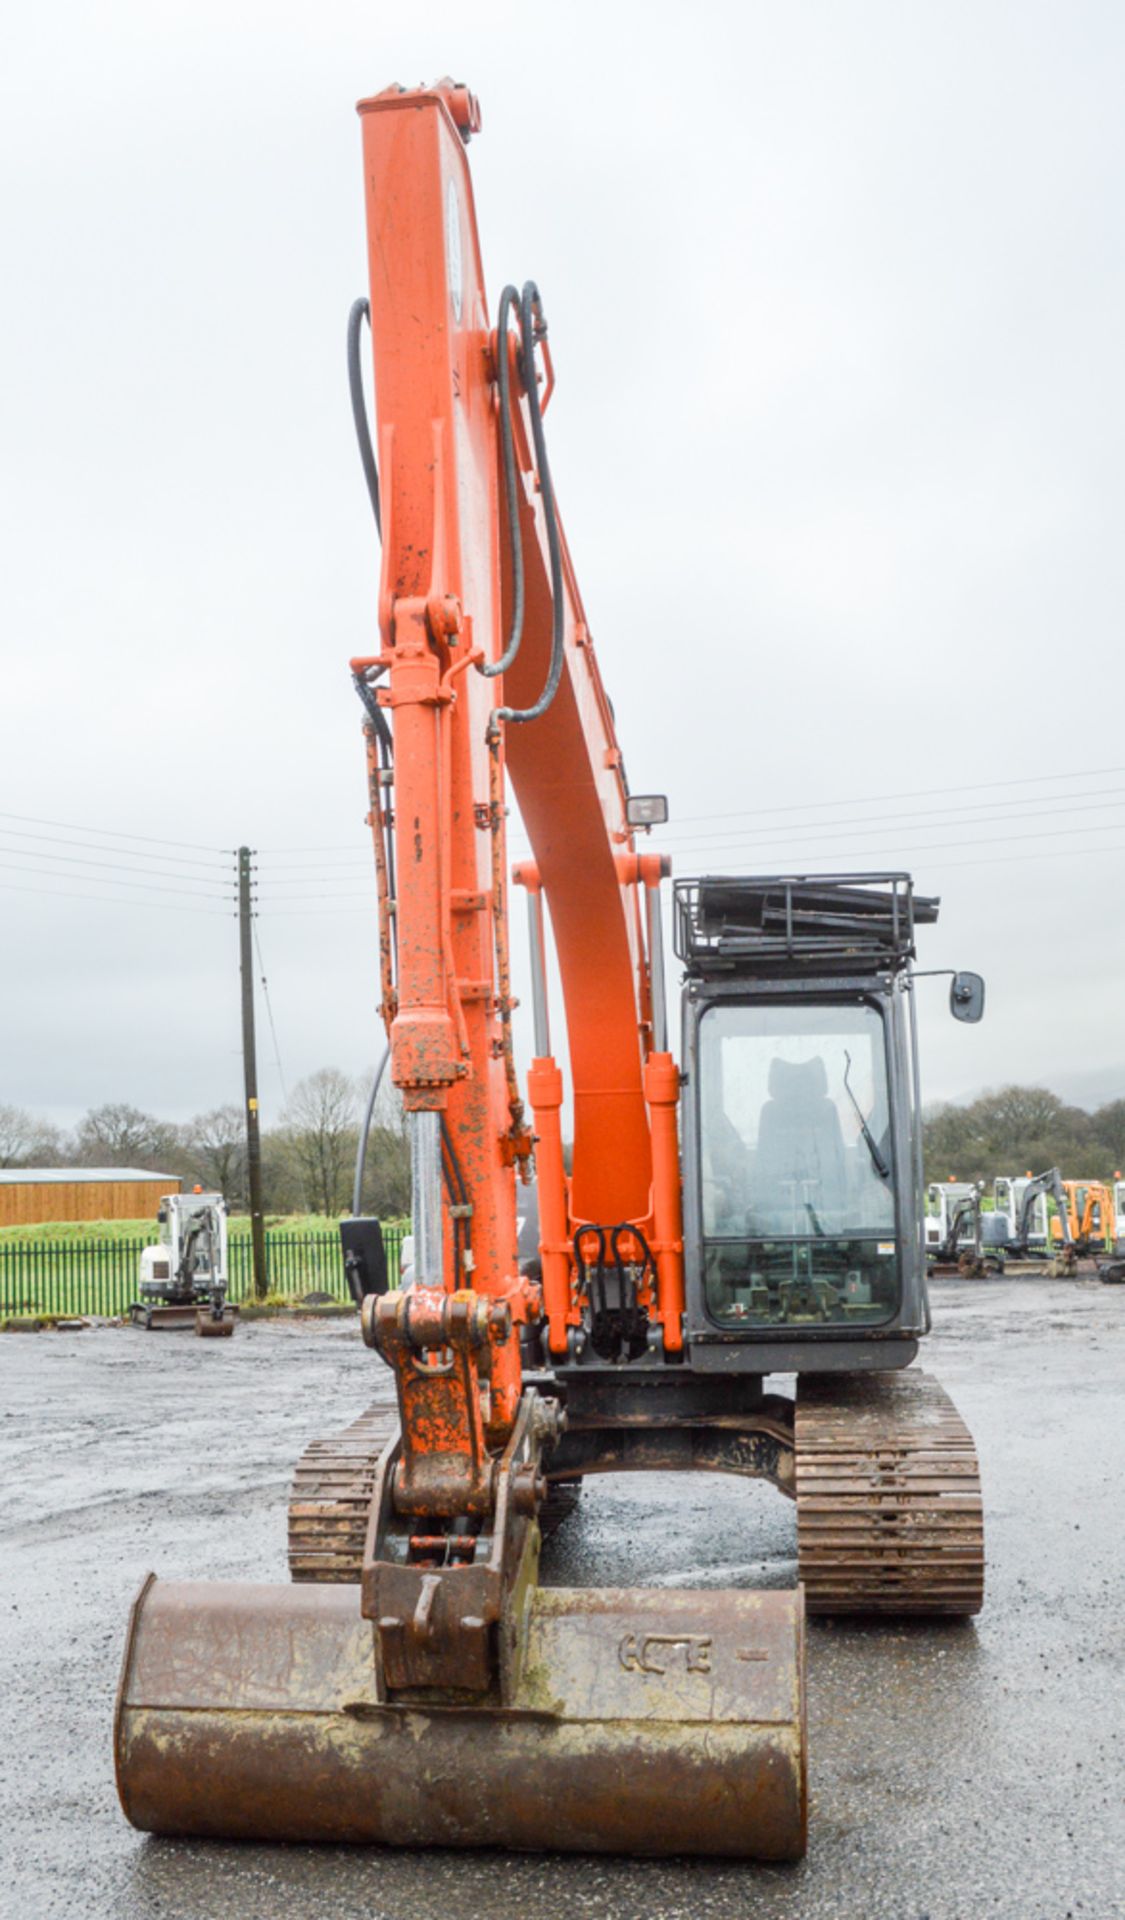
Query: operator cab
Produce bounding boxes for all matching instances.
[698,998,897,1327]
[678,874,980,1373]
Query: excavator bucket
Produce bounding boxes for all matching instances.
[194,1307,236,1337]
[117,1302,806,1859]
[115,1575,807,1858]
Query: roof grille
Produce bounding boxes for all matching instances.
[673,872,937,976]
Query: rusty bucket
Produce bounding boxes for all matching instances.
[194,1307,236,1338]
[116,1576,807,1858]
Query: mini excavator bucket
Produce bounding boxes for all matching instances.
[193,1304,236,1337]
[116,1289,807,1858]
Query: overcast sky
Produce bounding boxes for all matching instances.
[1,0,1122,1134]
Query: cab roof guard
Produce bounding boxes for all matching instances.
[673,872,939,977]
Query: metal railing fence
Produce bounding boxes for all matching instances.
[0,1225,405,1318]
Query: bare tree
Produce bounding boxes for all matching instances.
[282,1069,359,1217]
[260,1128,304,1215]
[0,1104,63,1168]
[74,1102,182,1170]
[187,1104,248,1205]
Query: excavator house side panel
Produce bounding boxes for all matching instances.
[115,1578,807,1859]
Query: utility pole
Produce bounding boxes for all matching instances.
[238,846,268,1300]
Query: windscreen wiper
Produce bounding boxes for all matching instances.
[843,1049,891,1180]
[804,1199,826,1237]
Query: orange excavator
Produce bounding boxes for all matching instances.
[1050,1179,1116,1258]
[114,78,987,1860]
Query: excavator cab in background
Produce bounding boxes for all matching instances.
[1053,1179,1116,1256]
[115,77,986,1863]
[132,1191,235,1336]
[1001,1167,1079,1274]
[993,1174,1050,1254]
[924,1181,997,1278]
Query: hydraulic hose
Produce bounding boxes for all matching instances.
[440,1116,473,1278]
[347,297,381,537]
[352,667,393,759]
[479,285,526,679]
[352,1045,390,1217]
[486,281,566,727]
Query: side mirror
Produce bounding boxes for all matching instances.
[950,971,985,1023]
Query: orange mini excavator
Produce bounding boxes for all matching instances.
[115,79,987,1860]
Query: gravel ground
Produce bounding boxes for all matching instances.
[2,1276,1122,1920]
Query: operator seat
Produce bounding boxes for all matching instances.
[752,1055,846,1231]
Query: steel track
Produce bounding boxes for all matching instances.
[287,1402,399,1582]
[288,1404,587,1579]
[289,1369,985,1615]
[795,1369,984,1615]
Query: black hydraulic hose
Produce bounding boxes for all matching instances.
[611,1222,657,1346]
[490,281,566,727]
[352,669,393,758]
[440,1117,472,1256]
[440,1119,469,1207]
[352,1045,389,1217]
[347,297,381,537]
[480,285,526,679]
[609,1224,636,1341]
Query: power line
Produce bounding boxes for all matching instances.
[252,921,289,1106]
[0,878,232,914]
[0,845,235,893]
[252,891,375,903]
[257,857,377,872]
[651,786,1125,851]
[500,777,1125,864]
[666,762,1125,828]
[0,823,231,871]
[654,795,1125,859]
[0,807,226,853]
[255,843,374,855]
[679,818,1125,870]
[880,841,1125,878]
[0,859,234,902]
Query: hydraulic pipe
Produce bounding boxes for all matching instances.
[526,1055,570,1355]
[411,1112,444,1287]
[643,1051,685,1354]
[645,878,667,1055]
[527,887,551,1058]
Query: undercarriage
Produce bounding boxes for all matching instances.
[288,1366,983,1617]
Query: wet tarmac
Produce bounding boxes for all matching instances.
[2,1276,1122,1920]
